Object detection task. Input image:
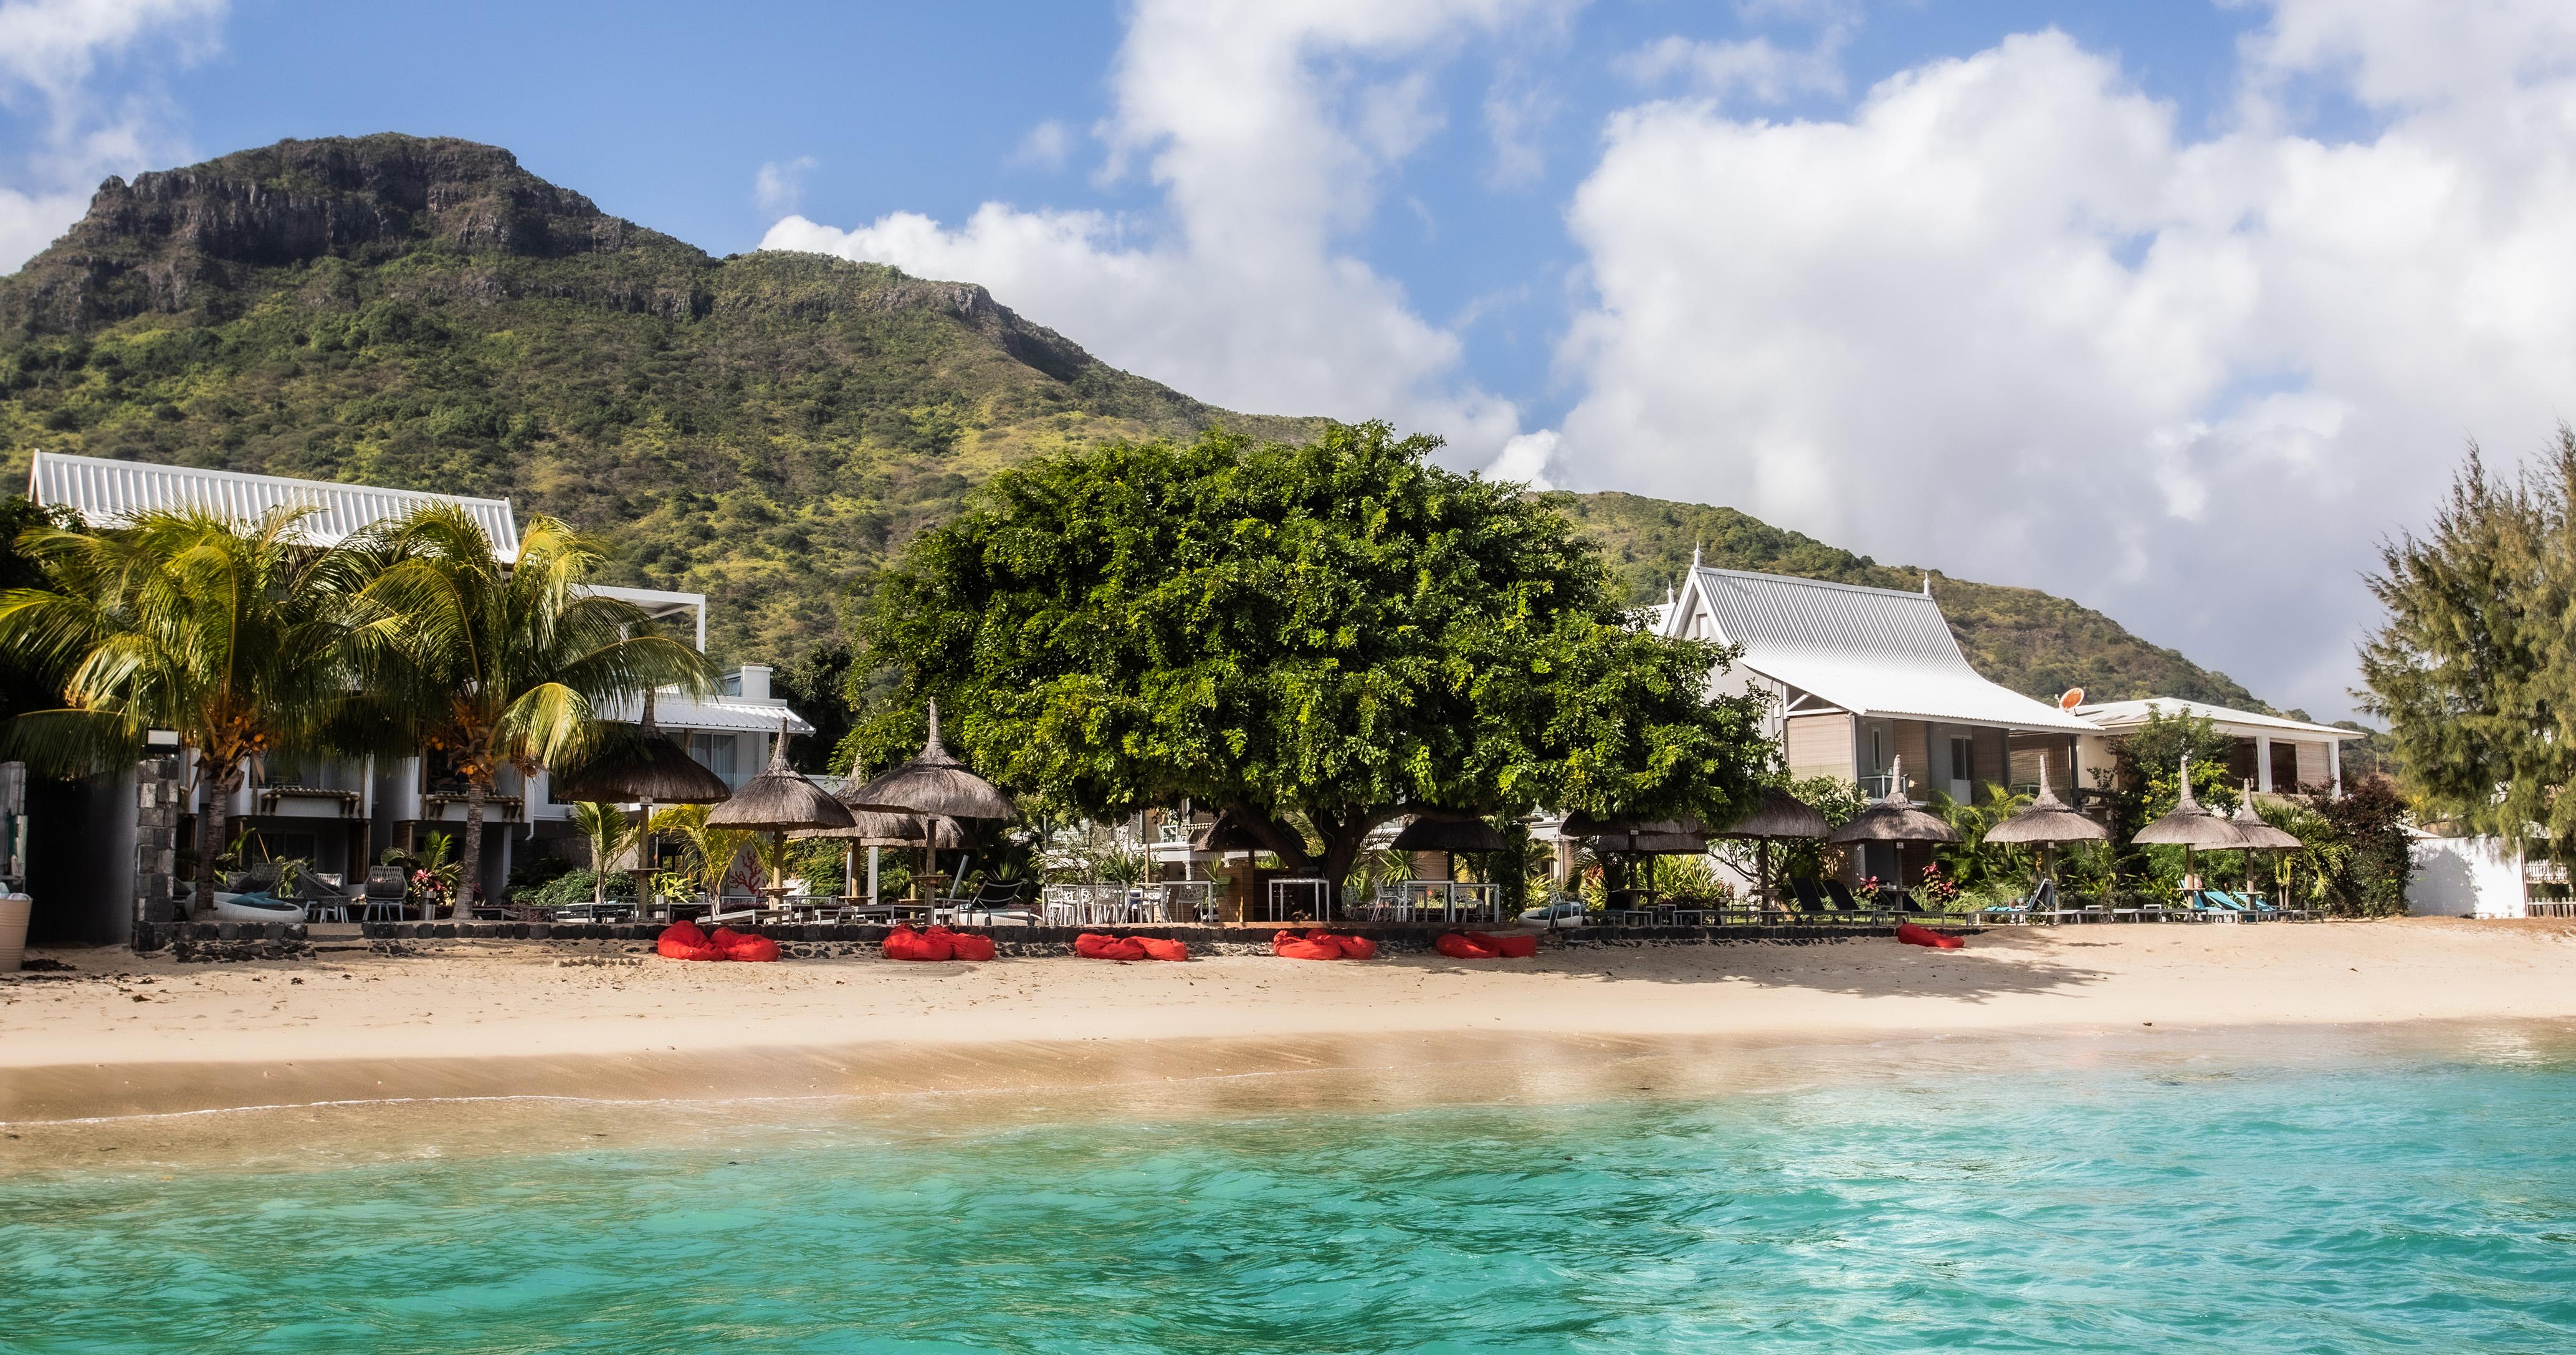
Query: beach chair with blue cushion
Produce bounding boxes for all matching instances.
[2185,890,2244,921]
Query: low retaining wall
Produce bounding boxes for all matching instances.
[131,919,1976,960]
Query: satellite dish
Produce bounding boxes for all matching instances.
[2059,687,2086,711]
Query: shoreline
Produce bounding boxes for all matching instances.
[4,917,2572,1134]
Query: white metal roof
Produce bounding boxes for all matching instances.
[2074,698,2364,742]
[1671,567,2098,733]
[28,451,520,560]
[599,691,816,737]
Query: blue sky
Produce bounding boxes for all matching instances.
[6,1,2575,721]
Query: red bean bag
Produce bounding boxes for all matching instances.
[884,924,955,962]
[1896,922,1963,950]
[1435,932,1499,960]
[943,929,996,962]
[1272,930,1344,960]
[1472,932,1538,959]
[1076,932,1150,961]
[710,927,780,962]
[1134,936,1189,962]
[656,920,727,962]
[1306,930,1376,960]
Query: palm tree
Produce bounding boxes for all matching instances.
[569,800,641,912]
[649,802,755,902]
[352,505,715,911]
[0,505,372,890]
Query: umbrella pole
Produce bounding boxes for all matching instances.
[844,842,856,901]
[1758,838,1771,916]
[869,845,880,907]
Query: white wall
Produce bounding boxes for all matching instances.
[2408,836,2524,918]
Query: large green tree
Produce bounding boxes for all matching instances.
[2360,433,2576,856]
[352,505,717,906]
[849,422,1773,883]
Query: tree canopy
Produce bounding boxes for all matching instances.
[849,422,1773,881]
[2361,433,2576,857]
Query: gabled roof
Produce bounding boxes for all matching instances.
[2074,697,2363,742]
[29,451,520,561]
[1671,567,2096,733]
[596,691,816,737]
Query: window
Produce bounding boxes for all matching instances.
[689,732,742,790]
[1950,736,1974,784]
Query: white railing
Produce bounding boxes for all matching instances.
[1262,876,1335,922]
[1361,880,1499,924]
[1042,882,1175,926]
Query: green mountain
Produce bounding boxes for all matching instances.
[0,134,2257,710]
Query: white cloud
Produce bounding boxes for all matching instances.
[751,155,815,213]
[1542,9,2576,716]
[0,0,222,273]
[1010,118,1072,171]
[1620,31,1847,104]
[1489,428,1560,488]
[761,0,1572,461]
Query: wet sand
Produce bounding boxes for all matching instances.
[4,917,2572,1161]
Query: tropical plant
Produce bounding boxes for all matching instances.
[850,422,1774,884]
[650,803,754,901]
[569,800,641,912]
[2362,433,2576,858]
[1928,782,2036,894]
[0,504,377,877]
[350,504,716,907]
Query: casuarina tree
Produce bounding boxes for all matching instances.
[848,422,1774,884]
[2360,431,2576,858]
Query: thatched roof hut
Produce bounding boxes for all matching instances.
[1390,812,1509,853]
[845,701,1016,821]
[2228,785,2303,850]
[707,726,855,834]
[1560,810,1709,855]
[1983,766,2107,846]
[1827,760,1959,844]
[2131,758,2244,849]
[550,694,730,805]
[1715,788,1828,841]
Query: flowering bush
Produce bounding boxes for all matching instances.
[1915,862,1960,906]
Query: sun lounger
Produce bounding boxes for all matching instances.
[1823,879,1868,916]
[2185,890,2243,922]
[1790,876,1831,916]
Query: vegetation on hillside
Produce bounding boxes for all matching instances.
[1,134,2263,721]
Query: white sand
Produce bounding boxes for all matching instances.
[6,918,2571,1075]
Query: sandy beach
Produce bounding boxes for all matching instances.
[3,918,2572,1130]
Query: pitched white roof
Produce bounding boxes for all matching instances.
[2074,698,2362,742]
[598,691,816,737]
[28,451,520,560]
[1674,567,2097,733]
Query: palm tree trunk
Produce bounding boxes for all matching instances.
[460,779,487,919]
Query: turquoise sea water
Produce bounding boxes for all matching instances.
[6,1033,2575,1353]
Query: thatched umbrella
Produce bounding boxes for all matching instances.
[2228,780,2304,901]
[1982,764,2107,895]
[1562,811,1709,903]
[845,701,1014,899]
[1827,759,1958,902]
[1715,788,1828,911]
[2130,757,2245,896]
[1390,811,1509,898]
[792,803,958,902]
[550,692,730,914]
[707,719,856,898]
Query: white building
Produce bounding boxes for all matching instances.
[28,451,813,903]
[2072,697,2361,797]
